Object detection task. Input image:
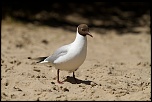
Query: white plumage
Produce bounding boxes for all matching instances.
[36,24,93,83]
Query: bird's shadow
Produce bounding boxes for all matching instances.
[64,76,92,85]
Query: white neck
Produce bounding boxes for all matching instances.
[73,29,87,43]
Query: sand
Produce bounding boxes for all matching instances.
[1,20,151,101]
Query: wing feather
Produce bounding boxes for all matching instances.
[44,44,70,63]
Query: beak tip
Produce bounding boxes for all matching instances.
[87,32,93,37]
[89,34,93,38]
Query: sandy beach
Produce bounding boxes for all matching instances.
[1,19,151,101]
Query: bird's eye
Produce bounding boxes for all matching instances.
[81,28,85,31]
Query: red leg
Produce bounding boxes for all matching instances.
[57,69,63,84]
[73,72,78,83]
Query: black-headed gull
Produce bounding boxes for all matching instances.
[33,24,93,84]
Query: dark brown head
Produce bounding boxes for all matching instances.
[78,24,93,37]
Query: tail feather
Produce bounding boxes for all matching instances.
[28,56,48,63]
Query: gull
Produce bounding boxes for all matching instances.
[33,24,93,84]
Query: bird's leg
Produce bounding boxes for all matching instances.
[73,72,78,83]
[57,69,63,84]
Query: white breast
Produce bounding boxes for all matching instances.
[54,32,87,72]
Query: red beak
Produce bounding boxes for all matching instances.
[87,32,93,37]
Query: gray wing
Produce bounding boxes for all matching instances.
[44,44,70,62]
